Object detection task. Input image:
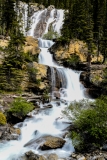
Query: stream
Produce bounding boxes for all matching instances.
[0,6,87,160]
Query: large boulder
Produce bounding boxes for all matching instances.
[39,136,66,150]
[24,135,66,150]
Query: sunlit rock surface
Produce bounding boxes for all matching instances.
[49,39,103,65]
[24,36,40,55]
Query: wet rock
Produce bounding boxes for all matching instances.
[0,105,4,112]
[102,144,107,151]
[47,153,58,160]
[92,156,105,160]
[0,125,21,141]
[78,156,86,160]
[24,135,66,150]
[39,4,45,10]
[53,91,60,99]
[71,153,77,158]
[47,5,55,10]
[56,101,60,106]
[39,136,66,150]
[33,104,53,112]
[25,150,46,160]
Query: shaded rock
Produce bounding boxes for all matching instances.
[102,144,107,151]
[56,101,60,106]
[0,125,21,141]
[25,150,46,160]
[90,69,104,87]
[84,88,101,99]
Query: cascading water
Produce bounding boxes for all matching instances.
[0,5,86,160]
[38,39,85,101]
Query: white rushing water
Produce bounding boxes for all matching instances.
[0,6,86,160]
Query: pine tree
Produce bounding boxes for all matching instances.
[93,0,106,61]
[2,0,16,36]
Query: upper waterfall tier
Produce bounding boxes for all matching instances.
[27,8,64,38]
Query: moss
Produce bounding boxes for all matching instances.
[0,112,7,125]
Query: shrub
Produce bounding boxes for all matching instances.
[62,96,107,151]
[8,97,34,118]
[43,27,60,40]
[0,112,7,125]
[66,54,80,66]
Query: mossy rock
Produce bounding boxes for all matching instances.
[0,112,7,125]
[7,97,34,124]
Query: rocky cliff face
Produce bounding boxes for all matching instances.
[49,39,103,69]
[49,39,104,98]
[0,35,104,97]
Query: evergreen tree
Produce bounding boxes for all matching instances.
[93,0,106,61]
[1,0,16,36]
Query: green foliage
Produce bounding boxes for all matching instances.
[24,51,38,62]
[66,54,80,66]
[0,112,7,125]
[27,67,40,86]
[0,65,23,91]
[8,97,34,117]
[62,96,107,151]
[43,27,59,40]
[42,88,50,103]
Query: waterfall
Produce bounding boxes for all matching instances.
[0,4,86,160]
[38,39,84,101]
[27,7,64,38]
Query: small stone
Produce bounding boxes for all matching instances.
[76,155,81,159]
[77,156,86,160]
[71,153,77,158]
